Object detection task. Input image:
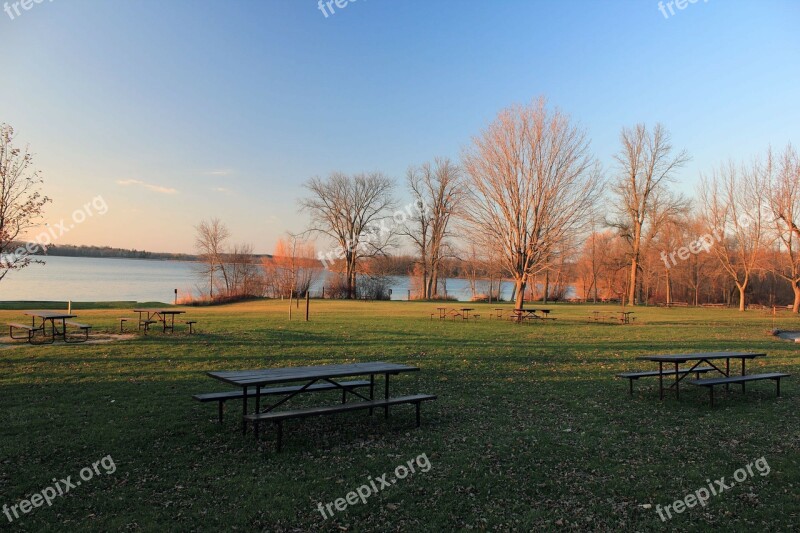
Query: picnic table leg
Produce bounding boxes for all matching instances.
[369,374,375,416]
[726,359,730,392]
[674,362,680,400]
[741,358,746,393]
[659,362,664,401]
[384,373,390,419]
[254,385,261,440]
[242,387,248,435]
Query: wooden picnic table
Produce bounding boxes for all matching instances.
[133,308,186,333]
[20,310,77,343]
[510,308,551,322]
[208,362,420,435]
[636,352,766,400]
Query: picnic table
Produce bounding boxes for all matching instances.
[203,362,435,451]
[8,310,92,344]
[133,308,186,333]
[510,308,552,322]
[618,311,635,324]
[635,351,766,400]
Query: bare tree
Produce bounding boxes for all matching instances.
[0,124,51,282]
[300,172,395,299]
[194,218,230,298]
[461,98,602,311]
[403,158,464,299]
[611,124,690,305]
[769,145,800,311]
[699,159,769,311]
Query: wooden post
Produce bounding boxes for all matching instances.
[305,292,310,322]
[288,292,292,320]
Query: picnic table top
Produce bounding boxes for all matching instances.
[637,351,767,363]
[23,310,77,319]
[133,308,186,314]
[208,362,420,387]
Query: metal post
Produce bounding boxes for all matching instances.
[305,292,310,322]
[174,289,177,304]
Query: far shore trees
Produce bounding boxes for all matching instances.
[461,98,602,311]
[300,172,395,299]
[403,158,464,299]
[610,124,689,305]
[0,124,51,282]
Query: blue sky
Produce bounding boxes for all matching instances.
[1,0,798,253]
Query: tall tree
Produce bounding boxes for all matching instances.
[768,145,800,311]
[404,158,464,299]
[300,172,395,299]
[611,124,689,305]
[194,218,230,298]
[462,98,602,311]
[699,159,769,311]
[0,124,51,282]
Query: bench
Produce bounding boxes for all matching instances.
[687,373,791,406]
[243,394,437,452]
[140,320,157,334]
[8,322,45,343]
[119,318,128,333]
[193,380,372,423]
[186,320,197,334]
[617,367,714,395]
[64,321,92,343]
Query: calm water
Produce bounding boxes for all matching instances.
[0,255,516,303]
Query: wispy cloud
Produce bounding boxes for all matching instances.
[206,169,234,177]
[212,187,232,194]
[117,179,178,194]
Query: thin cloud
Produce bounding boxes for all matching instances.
[212,187,232,194]
[117,179,178,194]
[206,169,234,177]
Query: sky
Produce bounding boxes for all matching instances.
[0,0,798,254]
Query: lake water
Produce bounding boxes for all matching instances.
[0,255,517,303]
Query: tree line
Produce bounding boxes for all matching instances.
[191,97,798,311]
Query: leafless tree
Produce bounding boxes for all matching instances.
[699,158,769,311]
[0,124,51,282]
[403,158,464,299]
[194,218,230,298]
[300,172,395,299]
[610,124,690,305]
[768,145,800,311]
[461,98,602,311]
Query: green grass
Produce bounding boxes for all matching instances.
[1,301,798,531]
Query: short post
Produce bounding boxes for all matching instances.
[174,288,177,304]
[321,286,325,299]
[67,300,71,314]
[407,290,411,301]
[305,292,310,322]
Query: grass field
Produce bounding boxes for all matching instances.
[1,300,798,531]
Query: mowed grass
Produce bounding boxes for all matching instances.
[0,300,798,532]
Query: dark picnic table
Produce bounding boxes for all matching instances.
[22,310,77,343]
[133,308,186,333]
[636,351,767,400]
[207,362,420,434]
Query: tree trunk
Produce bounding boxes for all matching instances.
[792,283,800,313]
[665,268,672,305]
[628,256,638,306]
[543,271,549,304]
[514,277,526,311]
[738,284,746,311]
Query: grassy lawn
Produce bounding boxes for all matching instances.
[1,300,798,531]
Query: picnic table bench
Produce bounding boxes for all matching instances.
[617,367,715,395]
[687,373,790,406]
[193,380,372,423]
